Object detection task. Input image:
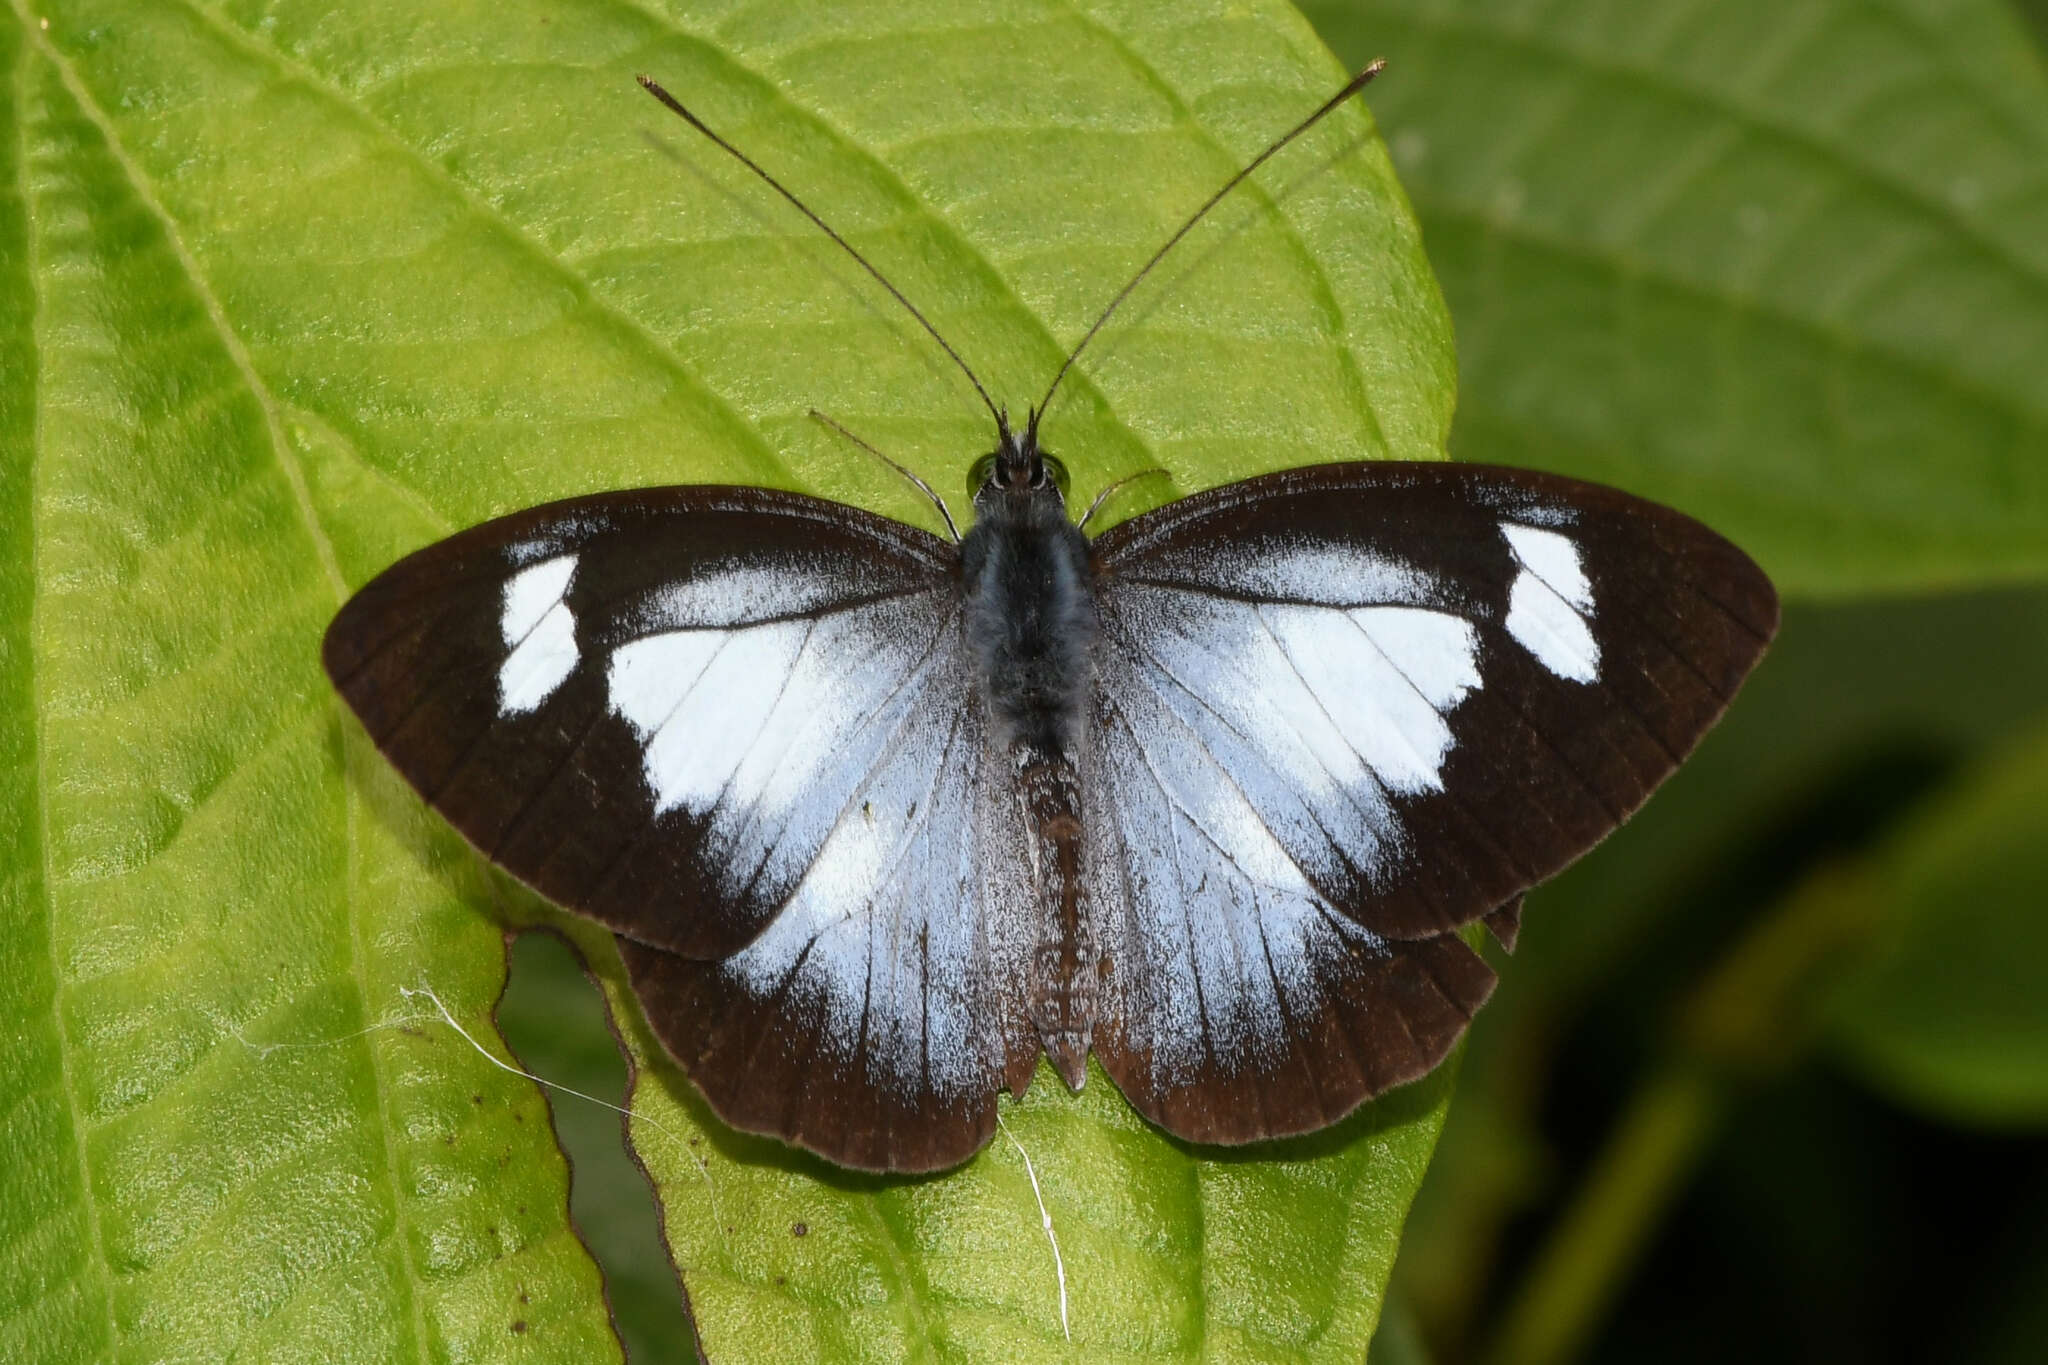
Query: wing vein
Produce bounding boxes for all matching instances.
[566,624,794,925]
[597,584,943,639]
[1108,573,1447,612]
[415,686,527,806]
[484,700,618,864]
[734,603,956,902]
[702,618,818,819]
[637,628,745,756]
[1243,603,1395,810]
[1109,700,1223,1084]
[1407,937,1481,1025]
[779,692,974,990]
[725,933,825,1095]
[1108,695,1327,905]
[1340,612,1542,885]
[1251,902,1331,1122]
[1112,610,1394,891]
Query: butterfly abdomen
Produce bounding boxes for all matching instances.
[1017,752,1098,1092]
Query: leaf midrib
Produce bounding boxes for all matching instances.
[32,14,347,603]
[1045,0,1393,459]
[166,0,791,494]
[14,7,119,1356]
[639,0,1401,467]
[630,2,1159,458]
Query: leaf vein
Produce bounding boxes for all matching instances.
[14,15,121,1357]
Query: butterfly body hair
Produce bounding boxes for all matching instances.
[960,456,1105,1091]
[959,476,1097,760]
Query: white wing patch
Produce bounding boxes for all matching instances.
[602,589,994,1100]
[605,595,958,900]
[609,621,809,816]
[1501,523,1600,683]
[1113,583,1481,807]
[626,557,910,631]
[1262,603,1480,795]
[497,554,578,714]
[720,696,989,1097]
[1150,540,1446,607]
[1095,583,1483,1082]
[1096,681,1388,1085]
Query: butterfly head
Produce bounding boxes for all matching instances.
[969,406,1070,517]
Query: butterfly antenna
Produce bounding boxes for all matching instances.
[808,409,962,542]
[1031,59,1387,434]
[638,75,1004,431]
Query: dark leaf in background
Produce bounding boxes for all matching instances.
[1824,716,2048,1126]
[1302,0,2048,597]
[1297,3,2048,1363]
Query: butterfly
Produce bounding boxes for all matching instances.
[323,64,1778,1172]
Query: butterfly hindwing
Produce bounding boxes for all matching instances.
[618,679,1046,1172]
[1082,675,1501,1143]
[1084,461,1776,1142]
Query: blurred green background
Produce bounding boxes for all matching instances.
[1309,6,2048,1363]
[496,2,2048,1362]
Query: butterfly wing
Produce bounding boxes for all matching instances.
[619,697,1044,1172]
[1085,461,1777,1143]
[325,487,1033,1169]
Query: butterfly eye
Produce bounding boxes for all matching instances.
[1039,455,1070,499]
[967,454,998,496]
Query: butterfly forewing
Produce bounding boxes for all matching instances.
[326,488,963,954]
[1084,461,1776,1143]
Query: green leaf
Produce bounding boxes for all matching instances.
[1824,713,2048,1127]
[1,12,619,1363]
[1303,0,2048,596]
[2,1,1455,1361]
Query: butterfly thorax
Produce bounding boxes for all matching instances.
[959,478,1095,753]
[960,445,1102,1091]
